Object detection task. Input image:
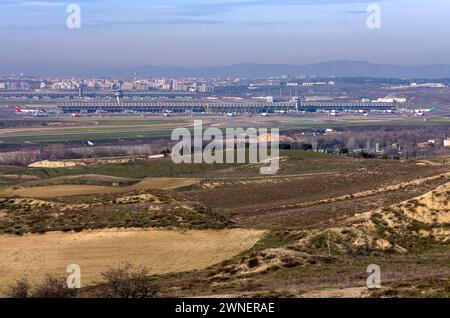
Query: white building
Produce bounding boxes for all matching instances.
[444,138,450,148]
[373,97,407,103]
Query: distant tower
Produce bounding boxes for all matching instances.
[295,98,301,111]
[114,89,124,105]
[78,83,84,98]
[111,81,124,105]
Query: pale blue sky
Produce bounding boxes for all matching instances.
[0,0,449,74]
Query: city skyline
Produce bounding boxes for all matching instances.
[0,0,450,75]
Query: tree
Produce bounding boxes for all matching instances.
[279,143,292,150]
[300,143,313,151]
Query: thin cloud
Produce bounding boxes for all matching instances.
[144,0,386,17]
[1,1,66,7]
[341,9,368,14]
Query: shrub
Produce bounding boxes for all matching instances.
[7,275,77,298]
[32,275,78,298]
[98,263,158,298]
[308,230,343,254]
[6,278,30,298]
[247,257,260,268]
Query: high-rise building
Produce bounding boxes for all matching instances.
[172,80,180,91]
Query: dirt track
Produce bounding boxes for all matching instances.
[0,228,264,293]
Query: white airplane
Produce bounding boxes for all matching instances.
[15,107,48,117]
[328,110,339,117]
[87,141,94,146]
[225,112,235,117]
[260,112,269,117]
[414,106,435,114]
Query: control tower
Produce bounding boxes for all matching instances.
[112,81,124,105]
[78,83,84,98]
[114,89,124,105]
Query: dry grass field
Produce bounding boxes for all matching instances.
[0,228,264,295]
[5,177,200,198]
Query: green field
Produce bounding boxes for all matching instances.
[0,150,336,180]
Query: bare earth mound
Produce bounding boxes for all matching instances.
[0,228,264,293]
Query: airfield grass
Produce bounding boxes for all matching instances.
[0,117,189,143]
[0,130,174,143]
[278,117,450,131]
[69,117,188,125]
[1,115,448,144]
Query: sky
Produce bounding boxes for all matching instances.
[0,0,449,75]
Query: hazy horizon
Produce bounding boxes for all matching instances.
[0,0,449,75]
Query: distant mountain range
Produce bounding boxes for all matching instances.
[3,60,450,79]
[113,60,450,79]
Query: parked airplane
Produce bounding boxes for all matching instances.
[414,106,435,114]
[328,110,339,117]
[15,107,48,117]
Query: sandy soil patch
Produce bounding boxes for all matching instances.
[300,287,369,298]
[7,178,200,198]
[401,182,450,224]
[0,228,264,293]
[28,160,80,168]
